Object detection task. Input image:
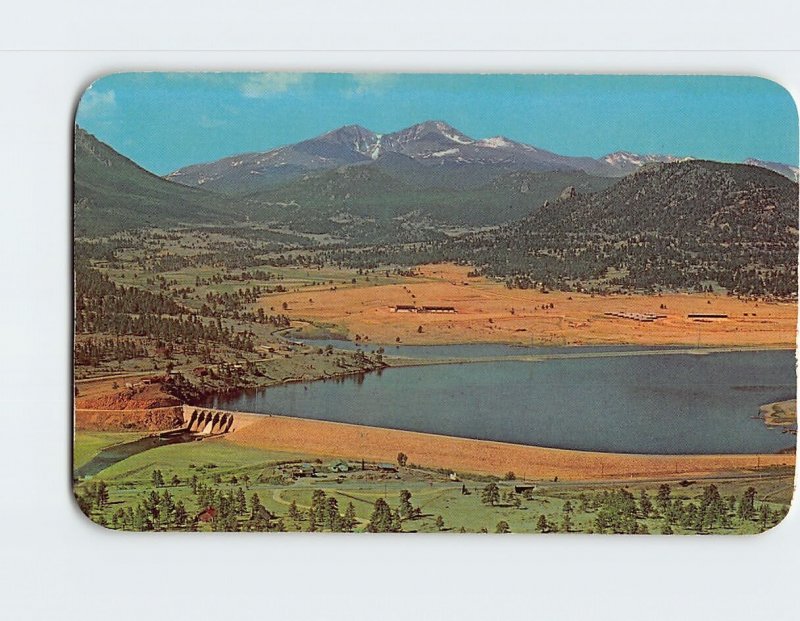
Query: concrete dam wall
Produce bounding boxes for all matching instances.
[182,406,236,436]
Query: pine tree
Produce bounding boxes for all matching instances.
[235,487,247,515]
[342,503,357,532]
[367,498,395,533]
[481,482,500,506]
[738,487,757,521]
[151,469,165,488]
[398,489,414,519]
[536,514,550,533]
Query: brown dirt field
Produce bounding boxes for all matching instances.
[225,412,795,481]
[75,406,185,431]
[75,377,180,410]
[74,376,185,431]
[262,264,797,347]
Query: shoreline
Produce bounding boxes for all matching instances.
[75,341,796,481]
[295,333,796,351]
[215,408,796,481]
[379,344,796,368]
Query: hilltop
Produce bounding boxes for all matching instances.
[74,128,239,235]
[444,160,798,297]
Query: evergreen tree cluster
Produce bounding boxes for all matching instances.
[74,337,149,366]
[74,265,256,355]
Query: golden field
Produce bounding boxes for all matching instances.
[261,264,797,347]
[226,411,795,481]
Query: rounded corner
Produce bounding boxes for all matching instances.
[745,74,800,130]
[71,485,119,533]
[751,495,796,536]
[73,71,124,131]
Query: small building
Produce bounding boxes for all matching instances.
[420,305,457,313]
[688,313,729,319]
[291,464,317,478]
[449,472,460,482]
[197,507,216,522]
[514,484,537,494]
[393,304,417,313]
[604,311,665,322]
[377,463,398,472]
[329,460,350,473]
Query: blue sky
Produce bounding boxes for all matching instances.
[76,73,799,175]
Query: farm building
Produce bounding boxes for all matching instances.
[197,507,217,522]
[392,304,458,313]
[604,311,666,322]
[377,463,399,472]
[328,460,350,473]
[291,464,317,478]
[688,313,729,319]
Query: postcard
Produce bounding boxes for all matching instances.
[73,73,797,533]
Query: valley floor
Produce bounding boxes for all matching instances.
[73,258,797,533]
[273,264,797,348]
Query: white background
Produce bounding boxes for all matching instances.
[0,2,798,620]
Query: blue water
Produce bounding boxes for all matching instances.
[201,348,797,455]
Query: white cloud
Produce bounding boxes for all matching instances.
[78,88,116,117]
[346,74,397,97]
[240,73,305,98]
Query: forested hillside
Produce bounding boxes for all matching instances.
[243,164,615,229]
[74,128,238,235]
[445,161,799,297]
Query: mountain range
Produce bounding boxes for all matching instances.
[165,120,798,194]
[74,124,799,245]
[165,120,696,193]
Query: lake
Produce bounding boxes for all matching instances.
[199,347,797,455]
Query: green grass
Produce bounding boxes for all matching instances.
[73,431,147,469]
[74,430,794,534]
[92,438,307,482]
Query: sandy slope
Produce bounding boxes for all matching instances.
[225,412,795,481]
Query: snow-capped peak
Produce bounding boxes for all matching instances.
[601,151,690,171]
[442,128,473,145]
[369,134,383,160]
[477,136,514,149]
[603,151,643,166]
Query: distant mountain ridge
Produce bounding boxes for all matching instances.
[74,127,617,236]
[165,120,798,193]
[74,128,238,235]
[743,158,799,182]
[446,160,799,297]
[241,165,617,232]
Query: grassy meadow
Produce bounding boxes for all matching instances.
[74,433,793,534]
